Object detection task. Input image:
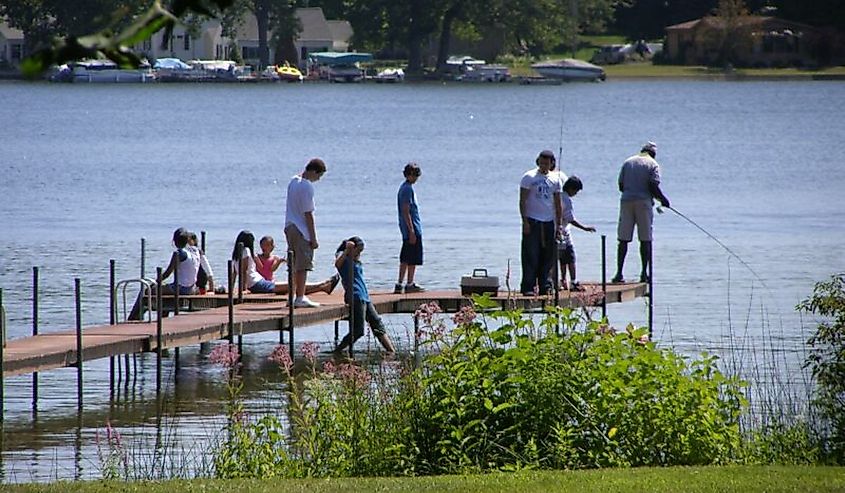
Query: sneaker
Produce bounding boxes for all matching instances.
[393,283,404,294]
[404,283,425,293]
[293,296,320,308]
[571,282,585,292]
[611,275,625,283]
[560,281,569,291]
[326,274,340,294]
[639,274,650,283]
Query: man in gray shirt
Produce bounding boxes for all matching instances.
[612,142,670,283]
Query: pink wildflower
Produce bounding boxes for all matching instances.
[596,324,617,336]
[209,344,240,370]
[414,301,442,326]
[452,305,477,326]
[322,360,337,375]
[637,334,650,345]
[337,362,371,390]
[269,345,293,374]
[302,341,320,364]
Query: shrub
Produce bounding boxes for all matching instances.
[798,273,845,463]
[214,297,747,477]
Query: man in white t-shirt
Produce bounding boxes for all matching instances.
[519,150,563,296]
[612,142,670,284]
[285,158,327,308]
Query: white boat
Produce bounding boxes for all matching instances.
[531,58,606,82]
[457,64,510,82]
[52,60,156,83]
[375,67,404,83]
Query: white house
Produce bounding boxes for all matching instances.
[0,21,24,67]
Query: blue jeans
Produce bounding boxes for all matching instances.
[520,218,556,295]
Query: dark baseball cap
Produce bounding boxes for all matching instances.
[538,150,555,159]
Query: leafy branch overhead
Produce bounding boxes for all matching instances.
[18,0,235,77]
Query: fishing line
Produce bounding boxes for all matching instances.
[659,205,769,290]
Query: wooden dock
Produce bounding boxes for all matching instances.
[2,282,646,378]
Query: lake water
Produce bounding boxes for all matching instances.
[0,79,843,482]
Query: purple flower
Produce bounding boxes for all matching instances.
[209,344,240,370]
[337,362,371,389]
[302,341,320,364]
[452,305,477,326]
[414,301,442,326]
[269,345,293,374]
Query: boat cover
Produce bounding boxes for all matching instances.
[309,52,373,65]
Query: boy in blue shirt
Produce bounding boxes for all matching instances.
[396,163,425,294]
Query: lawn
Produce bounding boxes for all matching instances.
[6,466,845,493]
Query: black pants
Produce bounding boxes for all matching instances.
[520,218,556,295]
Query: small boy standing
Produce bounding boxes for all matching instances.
[558,176,596,291]
[396,162,425,294]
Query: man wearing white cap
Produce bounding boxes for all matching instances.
[612,142,670,284]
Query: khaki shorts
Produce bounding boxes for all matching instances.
[284,224,314,271]
[617,199,654,242]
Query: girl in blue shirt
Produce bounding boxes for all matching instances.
[334,236,396,354]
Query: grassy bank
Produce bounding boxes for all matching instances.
[6,467,845,493]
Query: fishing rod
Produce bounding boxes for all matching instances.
[557,101,565,168]
[658,205,769,290]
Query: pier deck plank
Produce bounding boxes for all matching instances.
[2,283,645,377]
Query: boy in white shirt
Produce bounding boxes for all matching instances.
[557,176,596,291]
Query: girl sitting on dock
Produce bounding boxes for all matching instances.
[257,235,285,281]
[333,236,396,354]
[161,227,201,295]
[231,230,338,296]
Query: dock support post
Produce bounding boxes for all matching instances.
[347,258,355,359]
[227,260,234,344]
[413,315,420,369]
[140,238,146,279]
[173,252,180,316]
[32,267,39,412]
[236,242,244,305]
[156,268,163,394]
[109,261,115,396]
[75,278,83,411]
[1,288,5,423]
[201,231,206,253]
[647,241,653,340]
[333,320,339,346]
[287,250,295,359]
[553,237,560,335]
[601,235,607,321]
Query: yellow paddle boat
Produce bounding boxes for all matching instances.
[276,62,303,82]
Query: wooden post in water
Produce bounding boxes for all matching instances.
[648,241,654,340]
[287,250,295,359]
[227,260,234,345]
[413,315,420,369]
[173,251,180,316]
[236,242,244,304]
[347,256,355,359]
[601,235,607,321]
[140,238,146,279]
[109,260,115,396]
[156,268,163,394]
[201,231,206,253]
[75,278,83,411]
[32,267,39,412]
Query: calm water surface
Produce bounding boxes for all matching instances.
[0,79,844,481]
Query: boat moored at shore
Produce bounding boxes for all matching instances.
[531,58,606,82]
